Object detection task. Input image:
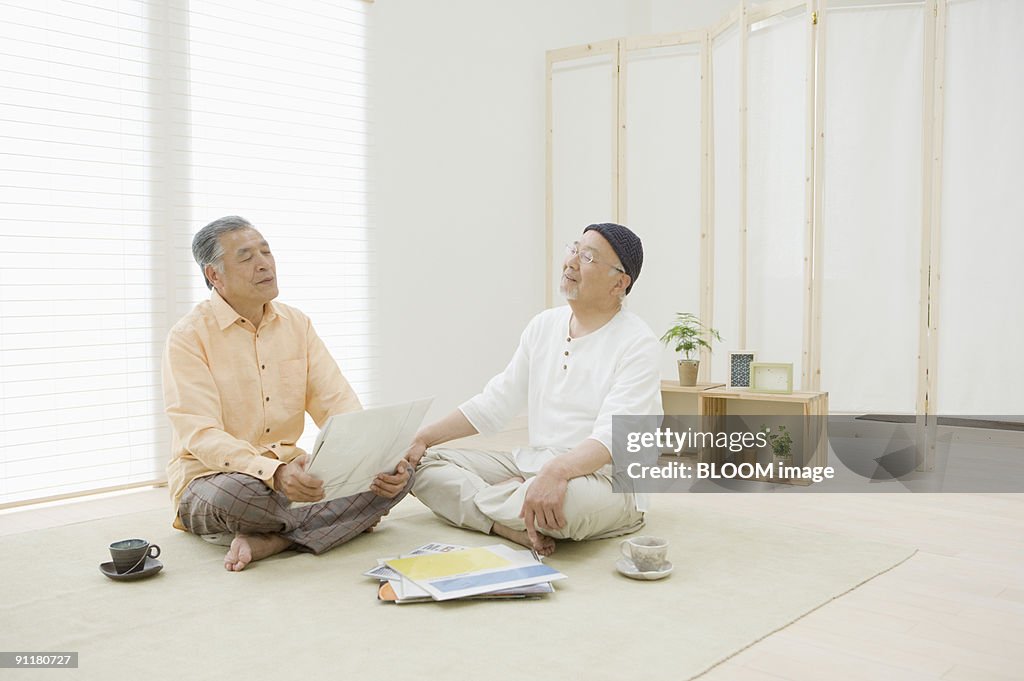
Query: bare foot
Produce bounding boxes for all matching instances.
[224,534,292,572]
[492,523,557,557]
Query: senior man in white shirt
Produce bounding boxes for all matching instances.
[405,223,663,556]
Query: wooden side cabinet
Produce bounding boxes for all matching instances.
[660,382,726,455]
[697,387,829,485]
[660,380,726,415]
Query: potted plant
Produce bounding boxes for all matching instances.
[761,424,793,464]
[660,313,722,387]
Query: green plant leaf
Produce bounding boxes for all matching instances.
[660,313,722,360]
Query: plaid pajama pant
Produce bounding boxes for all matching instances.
[178,469,413,555]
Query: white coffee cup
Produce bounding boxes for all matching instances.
[620,535,668,572]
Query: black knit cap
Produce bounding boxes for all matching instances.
[583,223,643,295]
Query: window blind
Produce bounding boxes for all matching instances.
[0,0,372,507]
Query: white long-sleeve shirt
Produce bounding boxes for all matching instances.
[459,305,663,474]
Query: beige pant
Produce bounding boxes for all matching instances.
[412,447,644,541]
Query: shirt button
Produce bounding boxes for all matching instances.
[261,364,266,370]
[271,444,276,448]
[566,337,571,342]
[224,461,229,467]
[564,351,569,356]
[258,469,263,475]
[266,396,270,402]
[563,364,567,370]
[266,428,270,433]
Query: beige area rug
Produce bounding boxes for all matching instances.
[0,494,914,681]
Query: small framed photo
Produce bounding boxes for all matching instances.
[728,351,757,389]
[749,362,794,394]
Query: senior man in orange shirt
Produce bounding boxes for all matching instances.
[163,216,411,571]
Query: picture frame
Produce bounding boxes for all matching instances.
[727,351,757,389]
[749,362,794,394]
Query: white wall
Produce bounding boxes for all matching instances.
[370,1,736,417]
[650,0,741,31]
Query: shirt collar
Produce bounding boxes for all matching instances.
[265,300,288,323]
[209,290,289,331]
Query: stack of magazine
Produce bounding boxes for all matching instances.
[366,542,566,603]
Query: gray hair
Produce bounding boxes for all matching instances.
[192,216,255,289]
[608,263,627,304]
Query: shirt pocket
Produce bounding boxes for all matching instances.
[278,358,307,413]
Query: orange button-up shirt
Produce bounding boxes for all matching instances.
[162,291,361,529]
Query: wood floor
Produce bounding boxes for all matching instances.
[1,487,1020,680]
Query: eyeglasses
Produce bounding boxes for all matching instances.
[565,242,625,274]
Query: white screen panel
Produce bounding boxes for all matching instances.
[551,55,617,303]
[820,4,924,413]
[624,44,703,378]
[711,28,742,381]
[937,0,1024,414]
[746,13,807,385]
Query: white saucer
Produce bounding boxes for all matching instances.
[616,557,673,580]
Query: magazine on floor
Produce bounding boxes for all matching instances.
[368,543,560,604]
[384,544,566,601]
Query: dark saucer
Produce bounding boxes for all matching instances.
[99,556,163,582]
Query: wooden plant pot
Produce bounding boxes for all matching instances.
[677,359,699,387]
